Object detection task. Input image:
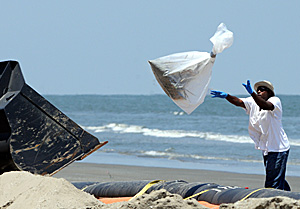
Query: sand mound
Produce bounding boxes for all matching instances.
[101,189,208,209]
[220,196,300,209]
[0,171,207,209]
[2,171,300,209]
[0,171,103,209]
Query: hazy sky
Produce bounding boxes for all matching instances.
[1,1,299,95]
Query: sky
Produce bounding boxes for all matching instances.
[0,1,299,95]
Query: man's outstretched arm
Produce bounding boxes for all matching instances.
[211,90,245,108]
[226,94,245,108]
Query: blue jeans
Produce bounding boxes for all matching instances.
[263,150,290,191]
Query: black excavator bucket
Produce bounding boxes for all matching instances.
[0,60,107,175]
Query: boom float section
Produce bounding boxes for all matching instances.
[75,180,300,205]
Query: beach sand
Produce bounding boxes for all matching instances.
[1,163,300,208]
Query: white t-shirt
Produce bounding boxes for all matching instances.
[241,96,290,155]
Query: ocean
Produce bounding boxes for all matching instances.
[45,94,300,177]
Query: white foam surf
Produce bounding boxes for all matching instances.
[84,123,300,146]
[84,123,254,144]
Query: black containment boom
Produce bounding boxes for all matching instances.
[0,60,107,175]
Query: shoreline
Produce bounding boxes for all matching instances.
[79,151,300,178]
[53,162,300,192]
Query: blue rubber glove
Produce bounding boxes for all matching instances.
[242,80,253,94]
[211,90,228,99]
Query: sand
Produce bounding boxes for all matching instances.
[100,189,208,209]
[220,196,300,209]
[1,162,300,209]
[220,197,300,209]
[0,171,206,209]
[0,171,103,209]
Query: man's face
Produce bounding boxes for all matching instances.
[257,86,271,100]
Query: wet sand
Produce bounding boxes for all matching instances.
[53,162,300,192]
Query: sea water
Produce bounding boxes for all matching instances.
[45,94,300,177]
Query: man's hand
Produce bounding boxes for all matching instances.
[211,90,228,98]
[242,80,253,94]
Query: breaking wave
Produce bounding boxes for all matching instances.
[84,123,300,146]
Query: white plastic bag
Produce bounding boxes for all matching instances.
[149,23,233,114]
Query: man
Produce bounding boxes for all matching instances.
[211,80,291,191]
